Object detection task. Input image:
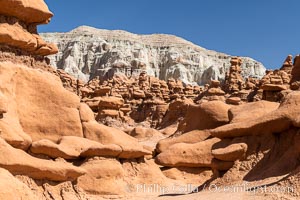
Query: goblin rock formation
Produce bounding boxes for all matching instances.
[0,0,58,56]
[41,26,266,85]
[1,0,300,199]
[54,53,300,199]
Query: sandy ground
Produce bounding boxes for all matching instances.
[153,192,296,200]
[92,191,297,200]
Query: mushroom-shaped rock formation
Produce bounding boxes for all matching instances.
[0,0,58,55]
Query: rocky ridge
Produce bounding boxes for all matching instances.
[41,26,266,85]
[0,1,300,200]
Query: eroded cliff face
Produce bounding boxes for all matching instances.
[41,26,266,85]
[3,0,300,199]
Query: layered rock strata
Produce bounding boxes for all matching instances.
[0,0,58,56]
[1,0,300,199]
[41,26,266,84]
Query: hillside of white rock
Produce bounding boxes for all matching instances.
[41,26,266,85]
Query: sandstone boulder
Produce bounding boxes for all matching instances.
[0,109,32,150]
[159,98,193,128]
[77,157,126,195]
[122,159,170,192]
[226,97,241,105]
[156,130,211,153]
[212,142,248,161]
[80,144,122,158]
[0,168,37,200]
[162,167,213,185]
[0,96,7,114]
[83,97,101,111]
[0,19,58,56]
[0,0,53,24]
[177,101,231,133]
[30,136,122,159]
[0,138,85,181]
[30,139,78,159]
[79,102,95,122]
[58,136,121,158]
[228,100,280,123]
[207,87,225,95]
[156,138,233,170]
[97,109,119,118]
[129,126,163,139]
[0,23,37,52]
[291,55,300,90]
[211,92,300,138]
[0,62,83,143]
[261,84,288,91]
[83,121,151,158]
[98,96,124,109]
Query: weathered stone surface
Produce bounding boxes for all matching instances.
[162,167,213,185]
[226,97,241,105]
[78,157,126,195]
[228,100,280,123]
[30,139,78,159]
[291,55,300,90]
[4,0,300,197]
[261,84,288,91]
[0,106,32,150]
[260,68,291,102]
[0,62,83,143]
[30,136,122,159]
[42,26,266,84]
[156,130,211,153]
[83,121,152,158]
[98,96,124,109]
[129,126,163,139]
[159,98,193,128]
[0,23,37,51]
[79,102,95,122]
[156,138,233,169]
[177,101,231,133]
[211,91,300,138]
[0,22,57,56]
[0,0,53,24]
[280,55,293,73]
[0,8,58,56]
[84,97,101,111]
[207,87,226,95]
[224,56,244,93]
[80,144,122,158]
[58,136,122,158]
[0,138,85,181]
[0,168,38,200]
[212,142,248,161]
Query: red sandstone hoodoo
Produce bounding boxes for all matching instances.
[0,0,300,199]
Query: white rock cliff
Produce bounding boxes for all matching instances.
[41,26,266,85]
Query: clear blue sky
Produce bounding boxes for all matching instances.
[40,0,300,69]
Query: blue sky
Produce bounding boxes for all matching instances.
[40,0,300,69]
